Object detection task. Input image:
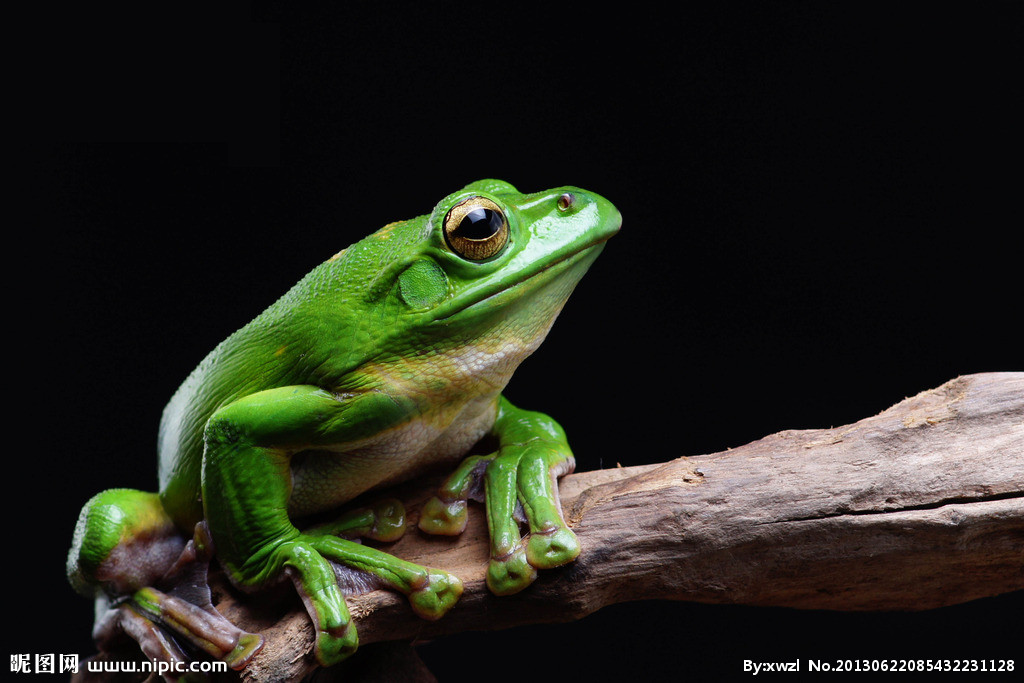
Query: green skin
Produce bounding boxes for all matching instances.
[67,179,620,670]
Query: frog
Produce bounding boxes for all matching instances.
[67,179,621,672]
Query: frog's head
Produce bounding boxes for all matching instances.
[346,179,620,369]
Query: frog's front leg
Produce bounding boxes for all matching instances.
[419,396,581,595]
[202,385,463,666]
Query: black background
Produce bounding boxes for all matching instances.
[14,2,1021,680]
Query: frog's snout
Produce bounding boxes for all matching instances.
[567,187,621,242]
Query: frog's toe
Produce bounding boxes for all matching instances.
[364,498,407,542]
[418,496,468,535]
[130,586,265,669]
[312,619,359,666]
[486,547,538,596]
[418,454,494,536]
[224,632,265,669]
[301,534,464,637]
[94,599,190,670]
[408,568,463,620]
[305,498,407,543]
[525,526,581,569]
[280,541,361,666]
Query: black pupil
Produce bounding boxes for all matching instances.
[456,208,502,240]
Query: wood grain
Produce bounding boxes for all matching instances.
[211,372,1023,681]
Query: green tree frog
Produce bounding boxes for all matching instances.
[67,179,620,670]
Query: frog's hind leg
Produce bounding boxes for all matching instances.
[127,523,264,667]
[68,489,263,670]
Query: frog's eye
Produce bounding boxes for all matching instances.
[443,196,509,261]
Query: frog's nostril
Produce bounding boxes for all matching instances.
[556,193,575,211]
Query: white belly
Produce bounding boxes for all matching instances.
[287,395,498,518]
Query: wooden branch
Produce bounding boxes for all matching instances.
[210,372,1022,681]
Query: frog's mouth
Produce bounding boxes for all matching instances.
[433,237,610,322]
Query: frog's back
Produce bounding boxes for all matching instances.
[156,303,306,528]
[155,221,426,530]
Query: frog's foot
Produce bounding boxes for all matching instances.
[94,585,263,674]
[304,497,407,543]
[68,490,264,673]
[135,524,264,668]
[116,527,263,671]
[257,534,463,666]
[420,441,580,596]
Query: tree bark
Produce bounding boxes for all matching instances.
[171,373,1024,680]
